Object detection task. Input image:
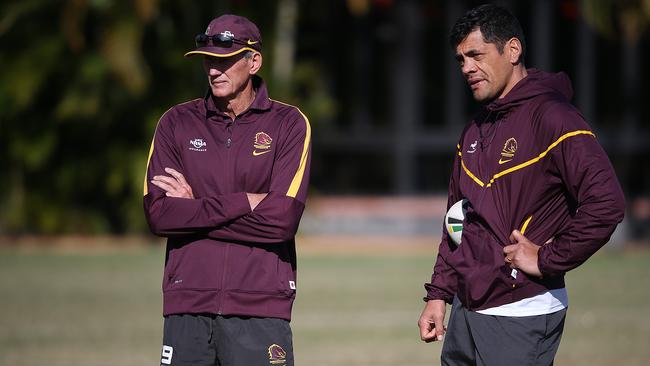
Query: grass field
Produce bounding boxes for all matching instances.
[0,237,649,365]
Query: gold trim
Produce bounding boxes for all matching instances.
[486,130,594,187]
[271,99,311,198]
[184,48,258,58]
[143,100,199,196]
[520,215,533,234]
[143,137,155,196]
[459,130,595,188]
[461,160,485,187]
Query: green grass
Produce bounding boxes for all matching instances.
[0,244,648,365]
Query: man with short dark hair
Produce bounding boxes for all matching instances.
[418,4,624,365]
[144,14,311,366]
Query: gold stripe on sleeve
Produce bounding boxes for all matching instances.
[142,104,184,196]
[286,112,311,198]
[271,99,311,198]
[143,136,156,196]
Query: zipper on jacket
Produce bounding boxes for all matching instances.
[474,114,503,220]
[218,119,234,314]
[225,121,233,148]
[226,118,240,193]
[218,116,244,314]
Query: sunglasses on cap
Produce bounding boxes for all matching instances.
[195,32,248,48]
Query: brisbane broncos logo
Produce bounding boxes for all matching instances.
[499,137,518,164]
[253,132,273,156]
[268,344,287,365]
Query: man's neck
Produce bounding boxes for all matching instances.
[499,65,528,100]
[215,82,256,120]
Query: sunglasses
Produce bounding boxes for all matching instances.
[195,33,248,48]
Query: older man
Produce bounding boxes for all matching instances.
[144,14,311,366]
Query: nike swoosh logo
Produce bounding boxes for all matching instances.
[247,40,258,45]
[253,150,271,156]
[498,158,513,164]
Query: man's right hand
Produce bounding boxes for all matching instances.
[246,193,268,211]
[151,168,194,199]
[418,299,447,343]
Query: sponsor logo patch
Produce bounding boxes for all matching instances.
[220,30,235,38]
[467,140,478,154]
[498,137,517,164]
[189,138,207,152]
[253,132,273,157]
[268,344,287,365]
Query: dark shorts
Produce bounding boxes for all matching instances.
[441,297,567,366]
[160,314,293,366]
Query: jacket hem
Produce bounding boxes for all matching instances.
[163,288,295,321]
[460,277,566,312]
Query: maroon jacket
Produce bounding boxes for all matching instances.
[143,77,311,320]
[425,69,625,311]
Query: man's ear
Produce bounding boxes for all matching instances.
[506,37,523,64]
[249,52,263,75]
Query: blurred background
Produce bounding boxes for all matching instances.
[1,0,649,237]
[1,0,649,365]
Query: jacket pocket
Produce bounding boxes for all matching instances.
[164,238,228,291]
[226,243,295,296]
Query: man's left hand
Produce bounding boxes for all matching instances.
[503,230,542,278]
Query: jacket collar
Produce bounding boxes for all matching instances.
[203,75,272,120]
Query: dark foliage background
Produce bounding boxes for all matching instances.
[1,0,648,235]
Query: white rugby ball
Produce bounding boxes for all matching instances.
[445,199,469,246]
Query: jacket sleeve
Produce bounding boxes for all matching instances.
[537,107,625,277]
[207,110,311,244]
[142,108,251,237]
[424,143,462,303]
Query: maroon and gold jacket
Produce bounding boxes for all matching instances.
[143,77,311,320]
[425,69,625,311]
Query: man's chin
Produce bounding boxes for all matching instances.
[210,88,232,98]
[473,92,494,104]
[472,93,487,103]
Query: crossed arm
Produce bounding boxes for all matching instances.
[151,167,267,211]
